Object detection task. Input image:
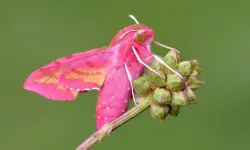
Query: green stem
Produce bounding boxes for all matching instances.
[76,96,152,150]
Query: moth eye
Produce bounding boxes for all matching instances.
[135,33,146,42]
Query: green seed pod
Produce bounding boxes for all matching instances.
[170,91,188,107]
[185,88,197,104]
[177,61,195,77]
[145,58,165,77]
[150,58,162,71]
[150,102,169,122]
[145,68,165,79]
[162,50,180,74]
[169,106,180,116]
[152,75,167,87]
[187,75,204,90]
[166,74,184,91]
[152,88,171,105]
[133,75,154,95]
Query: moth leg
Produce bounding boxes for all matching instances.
[131,46,161,77]
[153,55,184,79]
[153,41,180,53]
[124,63,137,105]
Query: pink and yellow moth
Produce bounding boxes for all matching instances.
[23,15,182,129]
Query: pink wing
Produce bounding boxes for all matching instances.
[23,44,127,100]
[57,52,112,91]
[24,64,79,100]
[96,66,131,129]
[57,43,130,90]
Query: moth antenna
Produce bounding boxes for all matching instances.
[153,55,184,79]
[128,14,139,24]
[131,46,161,77]
[153,41,180,53]
[119,30,137,40]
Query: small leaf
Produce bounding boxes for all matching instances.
[187,75,204,90]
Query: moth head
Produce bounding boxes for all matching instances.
[134,26,154,45]
[128,15,154,45]
[113,15,179,54]
[113,15,154,46]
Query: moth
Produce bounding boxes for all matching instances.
[23,15,182,129]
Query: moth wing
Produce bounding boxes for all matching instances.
[58,43,129,90]
[23,44,127,100]
[96,67,132,129]
[23,64,79,100]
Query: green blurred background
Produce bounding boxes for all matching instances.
[2,0,250,150]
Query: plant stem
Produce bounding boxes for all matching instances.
[76,96,152,150]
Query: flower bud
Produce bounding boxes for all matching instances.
[166,74,184,91]
[150,102,169,122]
[169,106,180,116]
[170,91,188,107]
[152,88,171,105]
[177,61,195,77]
[133,75,153,95]
[187,75,204,90]
[162,50,180,74]
[185,88,197,104]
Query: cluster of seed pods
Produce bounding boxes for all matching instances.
[133,50,204,121]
